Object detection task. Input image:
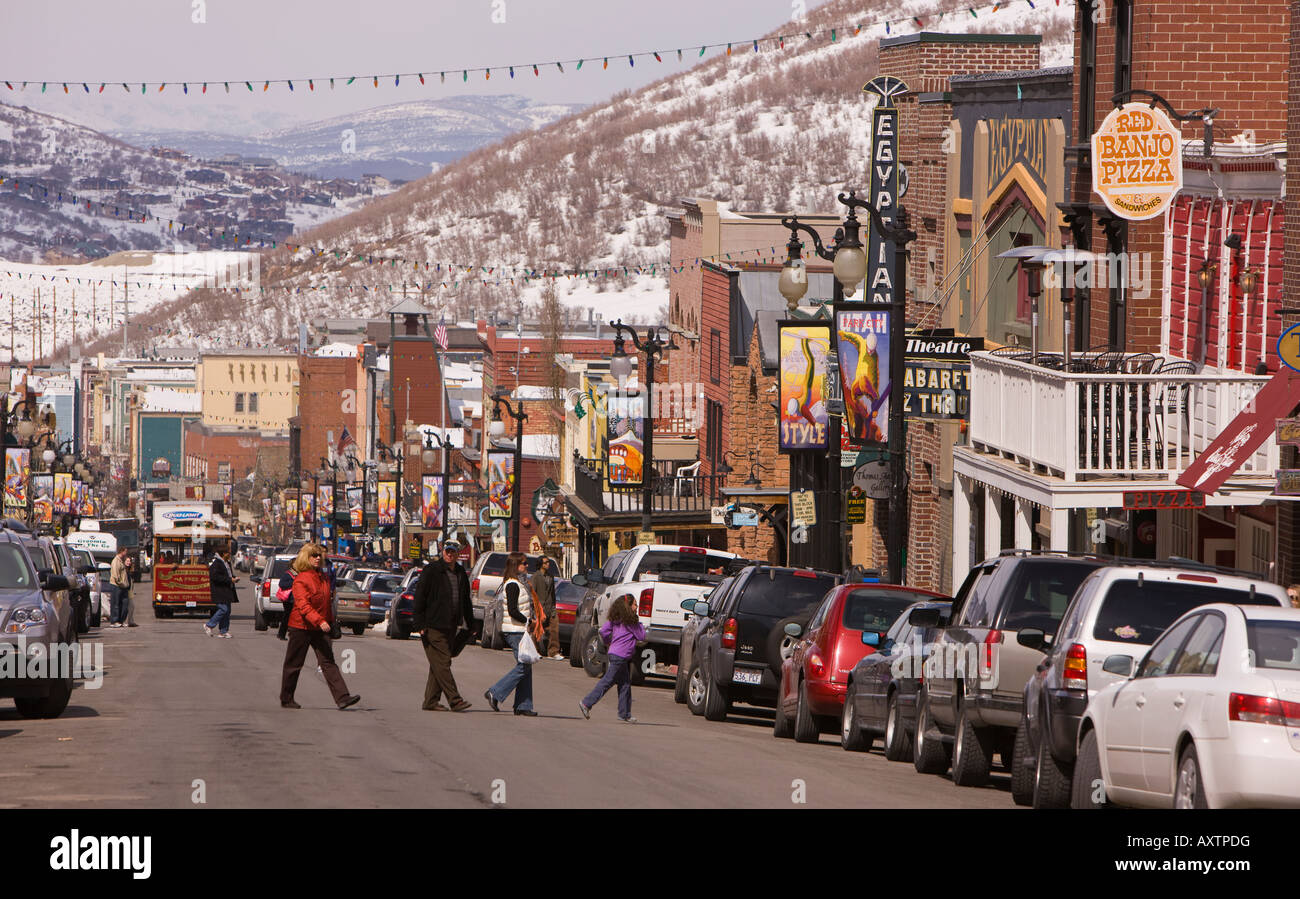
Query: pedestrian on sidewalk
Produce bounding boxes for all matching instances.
[279,543,360,710]
[412,540,473,712]
[484,551,544,716]
[578,596,646,723]
[203,545,238,638]
[107,547,130,628]
[532,557,561,660]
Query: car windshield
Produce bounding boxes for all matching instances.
[1093,580,1279,645]
[1246,620,1300,671]
[0,544,33,589]
[737,571,838,619]
[479,554,540,576]
[633,550,732,579]
[1000,562,1101,635]
[843,589,936,632]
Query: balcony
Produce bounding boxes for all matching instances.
[967,351,1276,483]
[571,454,723,518]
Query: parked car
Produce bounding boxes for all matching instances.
[554,578,585,655]
[775,583,950,743]
[1017,562,1287,808]
[0,528,78,718]
[250,545,276,579]
[842,600,953,759]
[349,567,387,591]
[69,548,104,631]
[362,571,404,621]
[469,551,542,640]
[51,539,94,635]
[913,551,1107,786]
[1074,604,1300,809]
[682,565,840,721]
[675,576,737,703]
[252,554,296,632]
[334,578,371,636]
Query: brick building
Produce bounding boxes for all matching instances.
[182,422,289,484]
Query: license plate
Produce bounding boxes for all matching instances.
[185,601,197,608]
[732,668,762,685]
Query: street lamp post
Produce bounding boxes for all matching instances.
[609,321,676,537]
[489,390,527,552]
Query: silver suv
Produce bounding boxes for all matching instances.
[0,529,78,718]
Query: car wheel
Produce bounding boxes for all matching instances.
[1174,744,1208,809]
[703,665,728,722]
[674,657,689,704]
[396,625,410,640]
[254,605,268,631]
[1033,735,1074,809]
[15,632,75,719]
[1070,728,1108,809]
[90,599,101,628]
[386,615,395,639]
[793,679,819,743]
[351,624,366,636]
[568,625,584,668]
[768,616,807,674]
[912,690,952,775]
[840,689,869,752]
[581,630,606,679]
[884,691,912,762]
[686,663,707,716]
[773,672,794,738]
[951,700,993,787]
[1010,720,1035,807]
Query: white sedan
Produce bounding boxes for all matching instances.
[1073,603,1300,809]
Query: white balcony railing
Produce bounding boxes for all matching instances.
[968,352,1277,482]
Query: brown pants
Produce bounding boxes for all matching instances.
[546,608,561,656]
[281,628,351,706]
[421,628,464,708]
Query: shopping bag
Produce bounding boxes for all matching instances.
[517,632,541,665]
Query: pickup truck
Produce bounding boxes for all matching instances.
[570,544,740,682]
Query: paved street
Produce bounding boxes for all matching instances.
[0,580,1012,809]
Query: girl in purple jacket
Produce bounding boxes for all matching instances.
[578,596,646,722]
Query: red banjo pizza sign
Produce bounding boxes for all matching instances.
[1091,102,1183,221]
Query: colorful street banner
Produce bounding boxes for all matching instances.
[262,497,271,518]
[31,474,52,524]
[606,390,644,488]
[347,486,363,528]
[286,497,298,521]
[223,484,233,508]
[421,475,444,529]
[318,483,334,519]
[4,448,29,511]
[836,305,891,447]
[778,320,832,452]
[378,480,397,526]
[301,491,314,525]
[53,472,73,514]
[487,450,514,520]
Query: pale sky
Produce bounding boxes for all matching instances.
[4,0,834,134]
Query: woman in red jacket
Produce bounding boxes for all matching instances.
[280,543,361,710]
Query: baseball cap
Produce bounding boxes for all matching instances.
[442,540,461,552]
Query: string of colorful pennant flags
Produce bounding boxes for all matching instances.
[2,0,1058,96]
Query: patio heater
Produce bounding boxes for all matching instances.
[997,247,1049,365]
[999,247,1096,369]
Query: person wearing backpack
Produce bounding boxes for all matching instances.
[578,595,646,722]
[484,552,544,716]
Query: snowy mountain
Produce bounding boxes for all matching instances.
[17,0,1073,356]
[112,95,585,181]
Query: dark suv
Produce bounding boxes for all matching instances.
[682,565,839,721]
[912,551,1106,787]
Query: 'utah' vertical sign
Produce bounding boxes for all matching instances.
[863,76,908,305]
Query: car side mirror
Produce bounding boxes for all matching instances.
[1017,627,1047,651]
[908,607,941,628]
[692,601,710,618]
[571,573,588,587]
[861,631,880,646]
[1102,654,1135,678]
[783,622,802,638]
[78,565,96,574]
[679,598,698,612]
[42,575,71,592]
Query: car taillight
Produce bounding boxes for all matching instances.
[262,579,270,598]
[792,569,818,579]
[721,618,738,651]
[809,653,826,678]
[983,629,1002,672]
[1063,643,1087,691]
[638,587,654,618]
[368,592,373,606]
[472,577,480,596]
[1229,692,1300,726]
[679,547,706,555]
[401,592,413,603]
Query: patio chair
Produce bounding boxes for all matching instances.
[1092,351,1125,373]
[1149,360,1198,464]
[1122,353,1159,374]
[673,460,702,497]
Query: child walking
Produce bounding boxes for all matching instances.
[579,596,646,723]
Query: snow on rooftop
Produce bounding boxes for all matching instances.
[314,342,359,357]
[522,434,560,459]
[140,386,201,413]
[127,367,196,381]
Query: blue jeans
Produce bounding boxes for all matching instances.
[109,584,128,624]
[488,632,534,712]
[583,653,632,719]
[207,603,231,634]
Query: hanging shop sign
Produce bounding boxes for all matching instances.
[606,390,644,487]
[903,334,982,420]
[862,75,907,303]
[852,459,891,500]
[834,305,891,447]
[486,450,514,520]
[778,320,832,452]
[846,486,867,524]
[1278,323,1300,374]
[1091,102,1183,222]
[1277,418,1300,446]
[1275,470,1300,496]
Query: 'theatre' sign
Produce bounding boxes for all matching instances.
[1091,102,1183,221]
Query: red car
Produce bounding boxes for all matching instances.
[775,582,948,743]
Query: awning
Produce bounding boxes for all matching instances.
[1177,368,1300,494]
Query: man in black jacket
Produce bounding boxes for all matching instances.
[204,546,239,638]
[411,540,473,712]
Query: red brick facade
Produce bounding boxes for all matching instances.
[725,323,789,562]
[182,423,288,483]
[298,354,365,473]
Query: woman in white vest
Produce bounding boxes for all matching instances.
[484,552,539,716]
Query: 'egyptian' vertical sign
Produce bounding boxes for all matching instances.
[863,75,907,305]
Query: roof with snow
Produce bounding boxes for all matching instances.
[386,298,429,315]
[140,386,201,413]
[314,342,359,357]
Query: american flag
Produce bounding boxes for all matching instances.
[434,318,448,351]
[337,427,357,455]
